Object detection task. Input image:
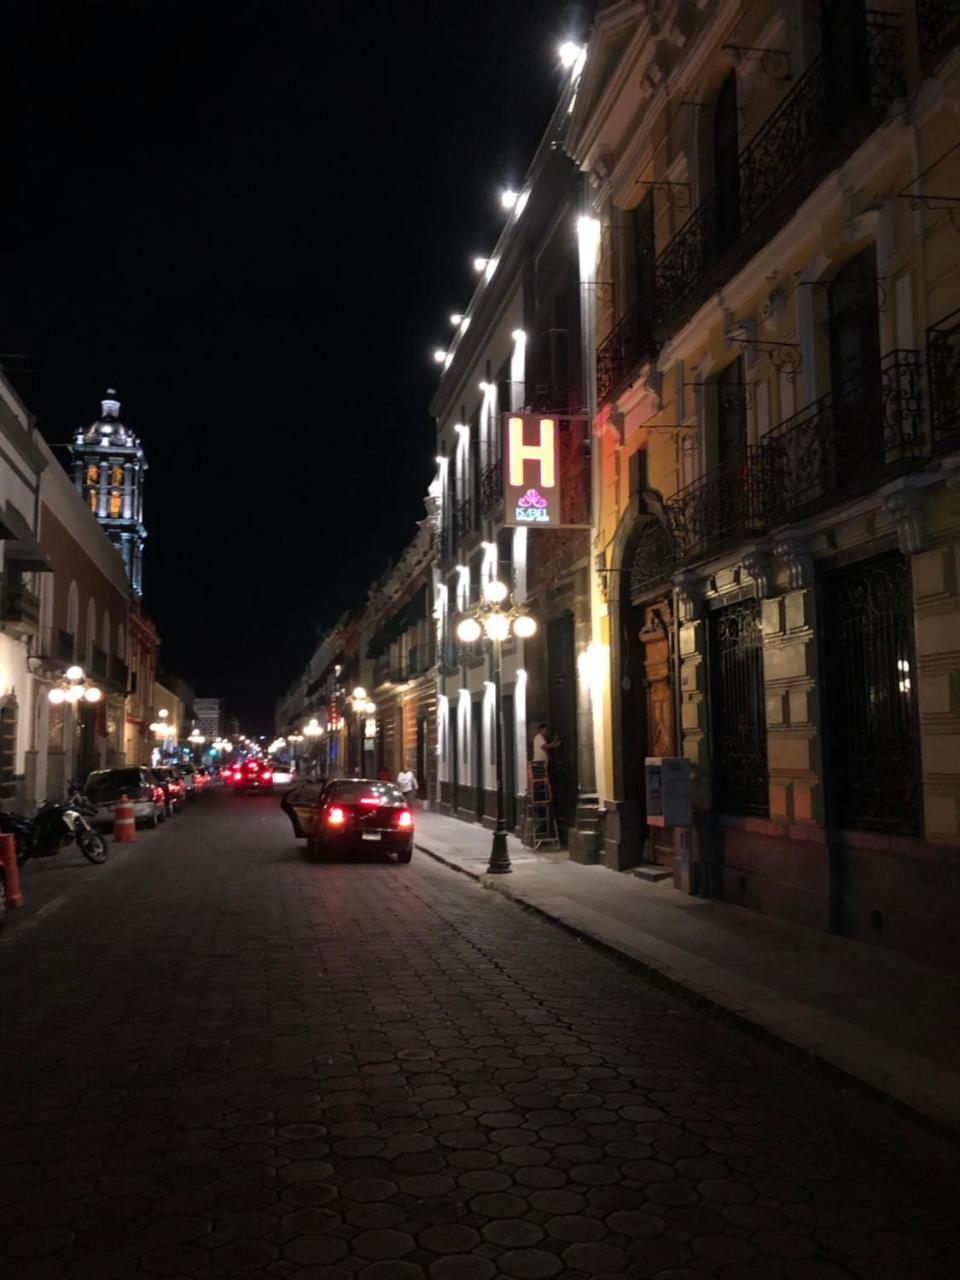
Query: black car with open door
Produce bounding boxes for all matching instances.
[299,779,413,863]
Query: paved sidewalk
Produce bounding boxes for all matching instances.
[414,810,960,1135]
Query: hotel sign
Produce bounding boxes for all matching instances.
[502,412,590,529]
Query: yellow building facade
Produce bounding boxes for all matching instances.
[569,1,960,965]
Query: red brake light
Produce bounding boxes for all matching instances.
[359,796,382,806]
[327,806,346,827]
[262,771,273,781]
[397,809,413,829]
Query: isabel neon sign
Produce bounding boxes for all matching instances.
[503,413,589,528]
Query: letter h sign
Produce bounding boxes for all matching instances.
[503,413,558,526]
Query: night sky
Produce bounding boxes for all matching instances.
[0,0,588,731]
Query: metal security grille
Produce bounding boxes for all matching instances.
[821,552,920,834]
[709,599,769,817]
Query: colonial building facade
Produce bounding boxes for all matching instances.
[568,0,960,964]
[429,82,598,850]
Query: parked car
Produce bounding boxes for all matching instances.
[305,778,413,863]
[231,759,274,793]
[268,760,294,787]
[83,766,165,828]
[177,763,199,798]
[152,766,186,814]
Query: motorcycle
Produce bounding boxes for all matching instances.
[0,789,109,867]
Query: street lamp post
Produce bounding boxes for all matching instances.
[303,717,324,778]
[456,580,537,875]
[48,665,103,785]
[348,688,377,776]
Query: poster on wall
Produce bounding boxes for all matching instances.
[501,412,590,528]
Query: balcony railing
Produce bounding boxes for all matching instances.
[664,457,766,564]
[434,524,454,561]
[479,459,503,516]
[927,308,960,450]
[758,349,923,526]
[597,295,657,405]
[655,9,903,334]
[455,497,477,539]
[917,0,960,70]
[2,581,41,635]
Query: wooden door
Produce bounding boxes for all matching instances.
[639,599,676,865]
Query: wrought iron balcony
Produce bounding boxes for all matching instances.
[917,0,960,70]
[479,459,503,516]
[758,349,924,526]
[664,457,766,565]
[655,10,904,334]
[434,523,454,561]
[2,581,40,636]
[596,295,657,405]
[455,497,478,539]
[927,308,960,451]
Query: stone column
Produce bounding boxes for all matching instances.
[569,566,603,863]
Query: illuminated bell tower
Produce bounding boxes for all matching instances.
[71,390,148,596]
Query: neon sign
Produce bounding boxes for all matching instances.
[502,412,590,528]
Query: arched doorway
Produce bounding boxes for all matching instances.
[616,516,677,867]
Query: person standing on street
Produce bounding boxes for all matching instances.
[397,764,418,808]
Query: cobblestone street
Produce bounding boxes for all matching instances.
[1,791,958,1280]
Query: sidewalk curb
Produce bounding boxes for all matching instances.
[416,838,960,1144]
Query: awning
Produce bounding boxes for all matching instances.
[1,502,51,571]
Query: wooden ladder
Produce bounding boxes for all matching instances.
[523,763,561,850]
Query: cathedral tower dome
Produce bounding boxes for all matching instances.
[71,389,148,596]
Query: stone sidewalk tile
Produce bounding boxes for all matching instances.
[414,809,960,1134]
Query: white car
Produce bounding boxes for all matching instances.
[84,767,165,829]
[268,762,294,787]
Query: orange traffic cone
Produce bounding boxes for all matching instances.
[113,793,137,843]
[0,832,23,907]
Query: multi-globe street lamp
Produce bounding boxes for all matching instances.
[349,688,377,776]
[287,732,303,772]
[48,664,104,783]
[456,580,537,875]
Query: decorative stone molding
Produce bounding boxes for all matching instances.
[772,531,813,590]
[879,475,929,555]
[672,571,704,621]
[742,544,773,596]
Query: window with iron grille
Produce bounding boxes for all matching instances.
[820,551,920,835]
[709,598,769,817]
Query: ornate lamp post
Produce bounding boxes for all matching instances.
[348,688,377,776]
[287,732,304,773]
[456,580,537,874]
[303,716,324,778]
[49,665,103,785]
[188,728,206,761]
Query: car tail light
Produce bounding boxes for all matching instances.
[397,809,413,829]
[327,806,346,827]
[262,771,273,781]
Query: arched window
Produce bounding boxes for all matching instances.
[102,612,111,662]
[117,622,126,666]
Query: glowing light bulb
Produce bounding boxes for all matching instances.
[473,257,488,272]
[84,686,102,703]
[500,189,518,210]
[483,579,509,604]
[433,348,447,363]
[483,613,510,642]
[457,617,482,644]
[65,665,84,682]
[559,41,584,69]
[48,687,66,705]
[450,313,463,325]
[512,614,537,638]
